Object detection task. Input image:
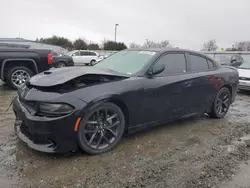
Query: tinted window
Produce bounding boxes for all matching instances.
[89,52,97,56]
[80,51,88,56]
[155,53,186,75]
[207,60,214,69]
[237,55,243,61]
[188,54,209,71]
[72,51,80,56]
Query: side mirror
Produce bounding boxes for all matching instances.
[148,64,165,76]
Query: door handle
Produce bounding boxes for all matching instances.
[183,81,192,87]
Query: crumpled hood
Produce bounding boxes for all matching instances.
[28,66,129,87]
[238,68,250,78]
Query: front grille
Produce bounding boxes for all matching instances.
[239,77,250,81]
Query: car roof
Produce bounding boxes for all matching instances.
[126,47,199,53]
[126,48,208,57]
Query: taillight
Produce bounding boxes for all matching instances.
[48,53,53,64]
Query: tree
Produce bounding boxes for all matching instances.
[129,42,141,48]
[87,43,100,50]
[142,40,172,48]
[73,38,88,50]
[234,41,250,51]
[103,41,127,51]
[39,35,73,49]
[202,40,218,51]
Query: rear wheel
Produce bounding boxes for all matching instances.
[77,102,125,155]
[209,87,231,118]
[7,66,33,89]
[56,62,66,68]
[90,60,96,66]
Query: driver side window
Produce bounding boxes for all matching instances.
[154,53,187,76]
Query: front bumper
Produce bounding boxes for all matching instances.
[13,97,81,153]
[238,80,250,91]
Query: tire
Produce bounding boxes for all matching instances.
[90,60,96,66]
[77,102,125,155]
[209,87,231,118]
[7,66,33,89]
[56,62,66,68]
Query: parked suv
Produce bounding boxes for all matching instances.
[66,50,100,66]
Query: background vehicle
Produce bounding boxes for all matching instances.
[66,50,100,66]
[203,52,244,67]
[237,61,250,91]
[13,48,239,155]
[51,51,74,68]
[0,48,53,89]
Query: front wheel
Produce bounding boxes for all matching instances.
[209,87,231,118]
[77,102,125,155]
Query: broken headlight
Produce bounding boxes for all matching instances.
[38,103,74,116]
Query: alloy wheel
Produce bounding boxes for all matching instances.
[82,107,121,150]
[215,90,230,116]
[11,70,30,87]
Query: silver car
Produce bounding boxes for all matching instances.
[66,50,101,66]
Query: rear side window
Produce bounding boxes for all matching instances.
[80,51,88,56]
[188,54,209,72]
[89,52,97,56]
[155,53,186,75]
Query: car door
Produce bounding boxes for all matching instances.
[79,51,89,65]
[186,53,218,113]
[142,52,194,123]
[71,51,81,65]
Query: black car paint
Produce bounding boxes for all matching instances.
[52,54,74,67]
[0,48,52,82]
[12,48,239,153]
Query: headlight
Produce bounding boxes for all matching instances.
[38,103,74,116]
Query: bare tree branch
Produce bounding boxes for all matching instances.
[202,40,218,51]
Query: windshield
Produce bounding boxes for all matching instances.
[238,62,250,69]
[94,50,156,75]
[66,51,76,56]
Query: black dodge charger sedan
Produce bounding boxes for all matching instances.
[13,48,239,155]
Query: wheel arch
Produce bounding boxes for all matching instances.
[221,84,232,99]
[83,95,130,130]
[1,59,38,81]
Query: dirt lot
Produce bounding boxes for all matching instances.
[1,81,250,188]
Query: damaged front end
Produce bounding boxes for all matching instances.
[25,66,130,93]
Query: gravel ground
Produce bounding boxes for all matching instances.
[1,82,250,188]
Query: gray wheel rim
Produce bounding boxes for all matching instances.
[11,70,30,87]
[82,107,121,150]
[216,90,230,116]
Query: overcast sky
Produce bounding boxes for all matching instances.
[1,0,250,50]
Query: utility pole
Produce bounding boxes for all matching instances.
[115,24,119,42]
